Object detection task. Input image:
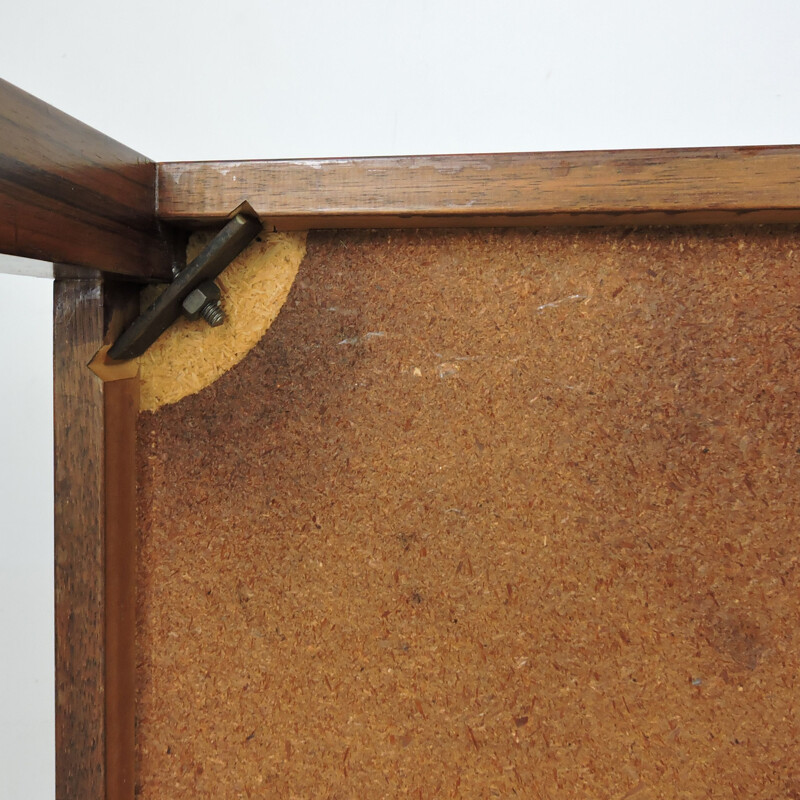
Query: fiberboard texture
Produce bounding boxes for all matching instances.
[136,227,800,798]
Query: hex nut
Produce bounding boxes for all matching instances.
[182,280,222,321]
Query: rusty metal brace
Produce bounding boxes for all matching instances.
[109,212,262,361]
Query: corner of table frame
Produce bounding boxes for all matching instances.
[2,77,800,800]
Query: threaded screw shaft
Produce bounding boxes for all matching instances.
[200,302,225,327]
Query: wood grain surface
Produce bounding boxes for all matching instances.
[0,79,174,279]
[104,374,139,800]
[158,147,800,229]
[136,226,800,798]
[54,279,139,800]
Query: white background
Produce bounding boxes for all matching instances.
[2,2,800,797]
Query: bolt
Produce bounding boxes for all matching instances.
[182,280,225,327]
[200,302,225,327]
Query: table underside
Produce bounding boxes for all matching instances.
[136,226,800,798]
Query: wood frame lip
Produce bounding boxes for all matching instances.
[16,76,797,800]
[157,145,800,229]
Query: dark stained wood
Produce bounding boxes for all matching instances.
[54,279,139,800]
[1,79,174,280]
[157,147,800,229]
[54,279,105,800]
[104,375,138,800]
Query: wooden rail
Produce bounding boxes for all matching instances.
[157,146,800,230]
[0,79,175,279]
[54,281,139,800]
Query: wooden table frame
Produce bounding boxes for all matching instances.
[2,78,800,800]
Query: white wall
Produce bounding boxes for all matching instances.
[2,1,800,797]
[0,275,53,800]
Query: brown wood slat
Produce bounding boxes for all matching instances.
[54,279,139,800]
[104,373,138,800]
[1,79,174,279]
[157,146,800,229]
[54,280,105,800]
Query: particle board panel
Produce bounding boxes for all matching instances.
[136,226,800,798]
